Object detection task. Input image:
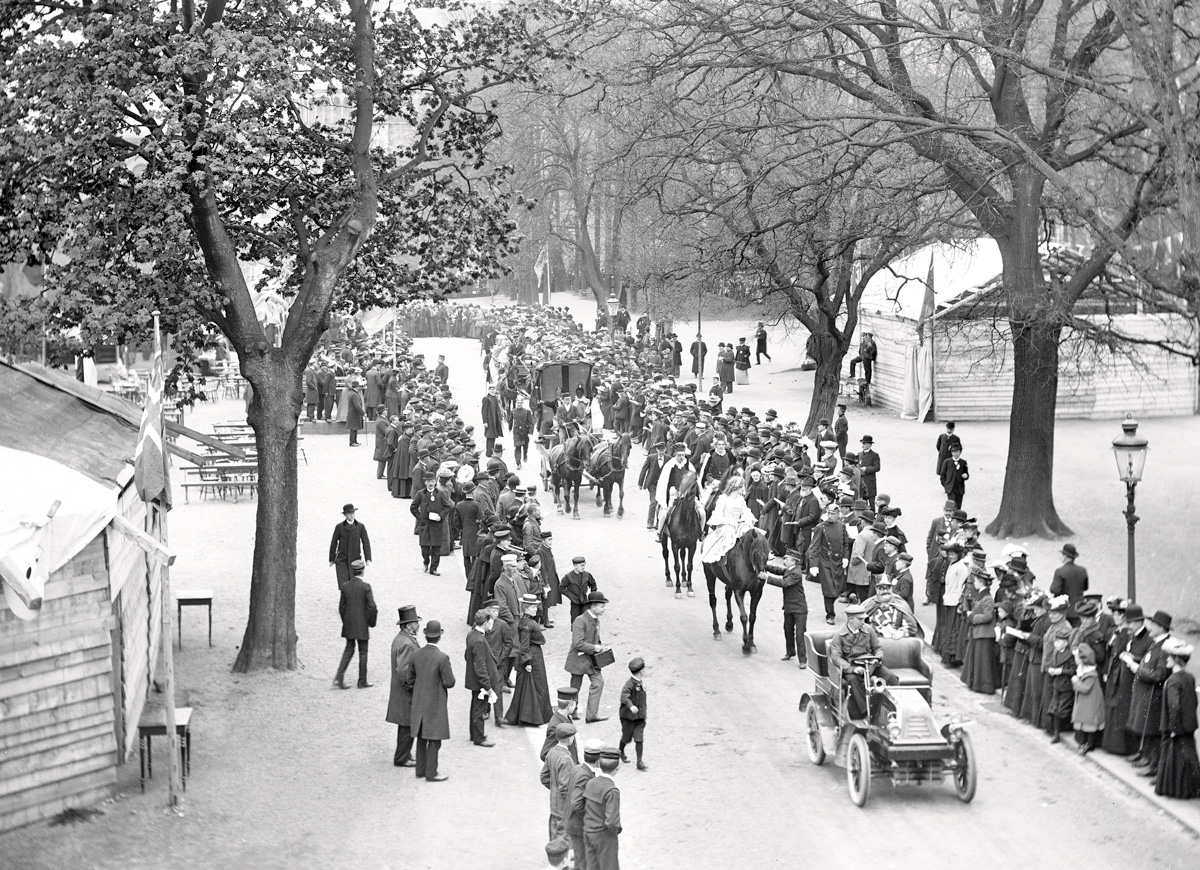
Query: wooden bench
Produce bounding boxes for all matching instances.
[138,707,194,792]
[176,590,214,647]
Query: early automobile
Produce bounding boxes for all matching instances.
[799,629,977,807]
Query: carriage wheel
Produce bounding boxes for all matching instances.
[804,703,826,766]
[846,733,871,807]
[952,731,978,803]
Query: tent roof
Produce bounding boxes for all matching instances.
[859,240,1003,321]
[0,361,140,489]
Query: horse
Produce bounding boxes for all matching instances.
[549,432,595,519]
[703,527,771,653]
[588,433,632,517]
[660,471,705,598]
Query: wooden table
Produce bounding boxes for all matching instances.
[176,589,214,647]
[138,707,194,792]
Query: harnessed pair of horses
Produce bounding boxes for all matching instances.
[659,470,771,654]
[546,430,632,519]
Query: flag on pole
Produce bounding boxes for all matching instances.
[134,320,172,509]
[533,246,548,285]
[917,252,936,345]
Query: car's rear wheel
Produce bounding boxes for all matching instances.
[953,731,977,802]
[847,732,871,807]
[805,703,826,766]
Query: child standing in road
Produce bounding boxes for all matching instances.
[1071,643,1105,755]
[619,657,649,771]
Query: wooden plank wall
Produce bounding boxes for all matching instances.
[109,483,155,762]
[856,312,1198,421]
[0,537,118,833]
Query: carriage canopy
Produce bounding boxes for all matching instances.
[532,360,593,406]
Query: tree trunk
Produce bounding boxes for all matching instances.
[233,350,302,671]
[804,330,848,438]
[985,320,1073,538]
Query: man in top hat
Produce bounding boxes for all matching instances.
[834,403,849,458]
[411,473,454,575]
[1124,609,1173,775]
[465,608,500,748]
[935,421,961,476]
[638,441,670,530]
[828,602,898,720]
[481,383,505,456]
[566,591,610,723]
[511,394,534,469]
[939,443,969,510]
[560,557,599,625]
[1050,543,1089,606]
[329,503,372,587]
[759,548,809,666]
[345,377,365,446]
[540,722,578,840]
[858,435,880,505]
[403,620,456,782]
[786,475,821,564]
[335,560,378,689]
[386,605,422,767]
[541,687,581,763]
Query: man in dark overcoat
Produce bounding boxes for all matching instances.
[938,444,969,510]
[411,474,454,575]
[403,620,456,782]
[1050,543,1089,605]
[303,363,319,421]
[386,605,421,766]
[1125,610,1173,774]
[807,504,849,625]
[858,435,881,505]
[481,384,505,456]
[483,597,513,723]
[638,441,669,529]
[560,557,598,624]
[335,565,377,689]
[762,548,809,667]
[511,397,534,469]
[316,360,336,421]
[373,410,391,478]
[388,421,414,498]
[329,504,372,587]
[345,378,365,446]
[364,362,383,419]
[454,482,486,577]
[464,609,500,747]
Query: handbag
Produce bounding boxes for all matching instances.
[592,648,616,670]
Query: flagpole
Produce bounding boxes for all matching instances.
[151,310,182,807]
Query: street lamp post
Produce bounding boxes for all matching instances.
[605,286,619,345]
[1111,414,1149,601]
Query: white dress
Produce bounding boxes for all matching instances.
[700,493,755,563]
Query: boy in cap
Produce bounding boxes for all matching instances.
[541,722,578,840]
[543,837,571,870]
[583,748,623,870]
[542,687,581,763]
[618,658,649,770]
[566,739,605,866]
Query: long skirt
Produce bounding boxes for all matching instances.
[1155,734,1200,799]
[1004,646,1030,714]
[1021,664,1044,724]
[939,609,964,667]
[735,368,749,385]
[1038,672,1057,730]
[1102,680,1138,755]
[961,636,996,694]
[505,645,552,726]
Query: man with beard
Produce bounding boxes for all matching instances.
[385,605,422,767]
[807,503,849,625]
[411,473,454,575]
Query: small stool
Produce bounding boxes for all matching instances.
[138,707,194,792]
[176,590,214,648]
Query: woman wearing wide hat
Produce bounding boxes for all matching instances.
[960,570,997,694]
[506,593,553,726]
[1155,638,1200,799]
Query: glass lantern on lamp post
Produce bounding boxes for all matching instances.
[1111,415,1148,600]
[605,288,619,345]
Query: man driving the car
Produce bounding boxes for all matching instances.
[827,603,898,721]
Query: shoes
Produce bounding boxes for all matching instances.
[797,661,808,670]
[473,740,495,748]
[422,565,428,573]
[544,622,555,629]
[493,720,505,728]
[781,654,794,661]
[333,678,349,690]
[646,523,656,530]
[1128,753,1145,765]
[1077,745,1092,756]
[502,686,512,694]
[358,681,374,689]
[394,759,416,767]
[586,716,609,724]
[429,570,441,576]
[1140,766,1158,778]
[922,599,933,606]
[570,713,581,721]
[836,594,849,604]
[1130,756,1150,768]
[825,616,836,625]
[637,762,649,771]
[426,775,449,782]
[619,754,630,763]
[1050,735,1061,745]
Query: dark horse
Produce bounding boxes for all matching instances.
[549,432,594,519]
[660,471,704,598]
[703,528,771,653]
[588,433,632,517]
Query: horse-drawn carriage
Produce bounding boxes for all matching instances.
[530,359,594,435]
[798,630,978,807]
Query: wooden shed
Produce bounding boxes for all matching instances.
[0,362,165,832]
[856,242,1199,421]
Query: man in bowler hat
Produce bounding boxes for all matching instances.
[565,591,610,723]
[465,609,500,747]
[329,504,372,587]
[334,563,377,689]
[386,605,421,766]
[403,620,456,781]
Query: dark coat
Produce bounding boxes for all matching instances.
[329,520,372,564]
[791,492,821,555]
[403,642,456,741]
[1050,562,1089,604]
[619,677,647,721]
[765,563,808,614]
[1129,636,1172,737]
[365,368,383,408]
[807,518,849,599]
[338,577,377,640]
[935,432,962,474]
[316,368,336,395]
[638,453,668,491]
[967,590,996,640]
[541,710,579,763]
[386,631,420,726]
[455,498,485,558]
[559,569,597,606]
[410,488,454,547]
[303,368,319,403]
[345,388,365,430]
[481,395,505,438]
[858,448,881,500]
[939,456,969,497]
[372,417,391,461]
[464,627,499,693]
[1162,670,1199,735]
[565,612,603,676]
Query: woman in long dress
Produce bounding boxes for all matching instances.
[1155,639,1200,798]
[700,476,755,564]
[734,339,751,385]
[1004,598,1041,715]
[1020,598,1051,723]
[961,572,997,694]
[505,595,553,726]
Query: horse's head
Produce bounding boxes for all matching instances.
[741,527,771,575]
[677,470,700,501]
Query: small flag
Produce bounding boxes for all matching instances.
[533,246,548,284]
[134,321,172,509]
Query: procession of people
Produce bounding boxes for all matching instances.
[321,296,1197,866]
